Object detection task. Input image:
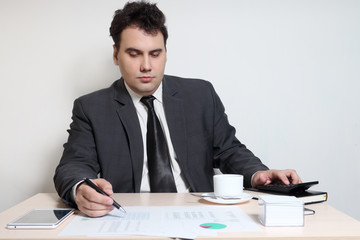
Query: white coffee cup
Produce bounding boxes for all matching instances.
[213,174,244,197]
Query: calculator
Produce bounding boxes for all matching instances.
[256,181,319,194]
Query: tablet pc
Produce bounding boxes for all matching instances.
[7,208,74,229]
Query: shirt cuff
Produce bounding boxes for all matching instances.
[250,172,257,188]
[71,179,85,202]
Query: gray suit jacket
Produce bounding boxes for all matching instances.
[54,75,268,206]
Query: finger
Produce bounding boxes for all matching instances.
[92,178,114,196]
[75,190,112,210]
[264,178,272,185]
[80,203,114,217]
[252,171,271,187]
[277,169,303,185]
[76,192,114,217]
[75,184,114,217]
[79,205,114,218]
[288,170,302,184]
[77,182,114,205]
[273,170,291,185]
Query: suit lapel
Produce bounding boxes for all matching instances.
[162,77,190,183]
[113,79,143,192]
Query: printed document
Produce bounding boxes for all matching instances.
[60,205,261,238]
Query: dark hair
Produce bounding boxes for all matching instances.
[109,1,168,50]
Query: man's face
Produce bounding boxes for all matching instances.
[113,26,167,96]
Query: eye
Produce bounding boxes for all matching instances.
[126,49,141,57]
[150,50,162,58]
[128,51,139,57]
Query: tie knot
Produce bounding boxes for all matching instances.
[140,95,156,110]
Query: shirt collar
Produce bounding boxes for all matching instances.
[124,80,163,105]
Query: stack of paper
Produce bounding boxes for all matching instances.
[258,195,304,227]
[60,206,261,239]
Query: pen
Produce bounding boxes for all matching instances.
[84,178,127,215]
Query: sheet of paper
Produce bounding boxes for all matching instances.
[60,205,261,239]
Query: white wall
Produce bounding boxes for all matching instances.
[1,0,359,221]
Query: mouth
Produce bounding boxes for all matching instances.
[138,76,154,83]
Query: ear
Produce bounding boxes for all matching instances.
[113,45,119,66]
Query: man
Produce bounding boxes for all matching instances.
[54,1,301,217]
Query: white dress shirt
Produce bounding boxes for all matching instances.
[124,82,190,193]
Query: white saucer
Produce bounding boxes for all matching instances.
[201,192,253,205]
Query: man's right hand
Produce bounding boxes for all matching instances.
[75,178,115,217]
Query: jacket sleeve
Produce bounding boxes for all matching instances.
[208,83,269,187]
[53,98,100,207]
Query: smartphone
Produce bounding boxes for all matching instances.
[7,208,74,229]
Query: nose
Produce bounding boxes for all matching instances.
[140,56,151,72]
